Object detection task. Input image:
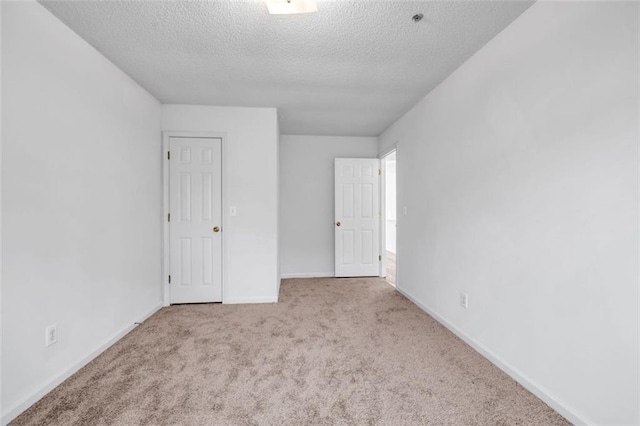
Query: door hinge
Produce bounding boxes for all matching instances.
[168,151,170,160]
[168,213,171,222]
[379,255,382,261]
[378,169,381,175]
[168,275,171,284]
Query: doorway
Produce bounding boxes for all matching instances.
[382,151,396,286]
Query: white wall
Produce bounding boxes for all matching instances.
[162,105,279,303]
[384,159,396,254]
[385,222,396,254]
[1,2,163,423]
[379,2,638,425]
[276,124,281,295]
[280,135,378,277]
[0,1,4,417]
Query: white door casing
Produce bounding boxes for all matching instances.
[335,158,380,277]
[169,137,222,303]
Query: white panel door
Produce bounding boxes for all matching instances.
[169,137,222,303]
[335,158,380,277]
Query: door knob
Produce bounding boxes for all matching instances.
[336,221,341,227]
[213,226,220,233]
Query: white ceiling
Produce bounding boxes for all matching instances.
[41,0,533,136]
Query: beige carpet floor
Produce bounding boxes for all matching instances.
[13,278,568,425]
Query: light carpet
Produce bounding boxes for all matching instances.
[12,278,568,425]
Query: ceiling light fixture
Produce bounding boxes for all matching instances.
[266,0,318,15]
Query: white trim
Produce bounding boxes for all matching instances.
[379,148,398,283]
[637,5,640,420]
[224,297,278,304]
[379,156,387,278]
[395,146,400,290]
[162,133,170,306]
[378,144,397,160]
[162,131,227,306]
[395,286,593,426]
[280,272,334,279]
[1,304,162,426]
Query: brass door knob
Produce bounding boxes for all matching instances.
[213,226,220,233]
[336,221,341,227]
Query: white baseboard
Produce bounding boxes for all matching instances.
[395,287,593,426]
[280,272,334,279]
[223,297,278,304]
[1,304,163,426]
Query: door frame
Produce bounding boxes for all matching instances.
[379,146,398,286]
[162,131,227,306]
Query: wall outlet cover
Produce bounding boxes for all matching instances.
[45,323,58,347]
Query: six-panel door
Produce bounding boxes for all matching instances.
[169,137,222,303]
[335,158,380,277]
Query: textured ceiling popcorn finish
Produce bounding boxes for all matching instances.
[41,0,533,136]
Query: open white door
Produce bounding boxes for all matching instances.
[335,158,380,277]
[169,137,222,303]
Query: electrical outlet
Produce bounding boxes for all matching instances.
[45,324,58,347]
[460,292,468,309]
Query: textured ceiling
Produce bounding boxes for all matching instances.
[41,0,533,136]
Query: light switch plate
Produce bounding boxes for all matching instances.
[230,206,237,217]
[460,292,468,309]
